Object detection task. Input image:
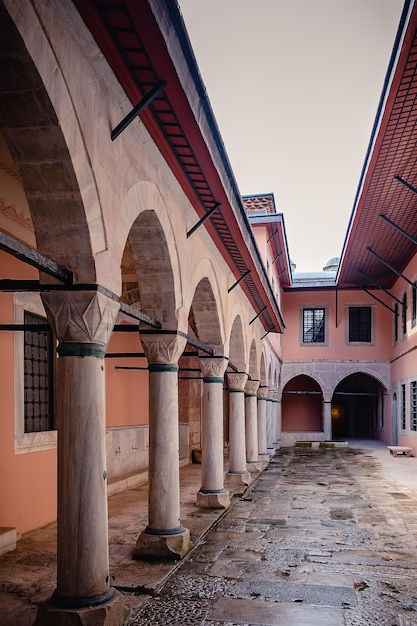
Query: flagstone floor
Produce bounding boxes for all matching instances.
[2,440,417,625]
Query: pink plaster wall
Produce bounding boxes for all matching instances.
[105,331,149,427]
[389,253,417,454]
[0,252,57,535]
[282,288,392,361]
[282,375,322,431]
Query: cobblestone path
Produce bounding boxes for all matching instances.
[128,447,417,626]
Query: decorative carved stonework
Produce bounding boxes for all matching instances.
[140,332,187,365]
[245,379,260,396]
[41,290,120,346]
[0,196,34,232]
[226,372,248,391]
[257,386,269,400]
[199,356,228,379]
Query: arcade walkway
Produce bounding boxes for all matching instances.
[2,440,417,625]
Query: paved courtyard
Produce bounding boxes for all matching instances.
[2,440,417,625]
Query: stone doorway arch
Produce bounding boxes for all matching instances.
[282,374,323,433]
[331,373,387,439]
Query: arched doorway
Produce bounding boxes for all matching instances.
[282,375,323,432]
[331,373,386,439]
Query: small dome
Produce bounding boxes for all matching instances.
[323,257,340,272]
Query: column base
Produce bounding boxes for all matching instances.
[133,526,191,560]
[247,460,262,473]
[197,489,230,509]
[258,452,271,464]
[34,588,129,626]
[225,470,251,488]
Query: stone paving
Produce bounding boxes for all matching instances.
[129,444,417,626]
[2,441,417,625]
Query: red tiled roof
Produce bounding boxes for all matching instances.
[338,2,417,290]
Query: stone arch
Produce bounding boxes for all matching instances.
[331,372,387,439]
[127,209,178,329]
[260,353,267,387]
[247,340,258,380]
[281,368,327,393]
[330,366,389,396]
[0,3,102,283]
[185,259,225,348]
[228,315,246,372]
[282,374,324,433]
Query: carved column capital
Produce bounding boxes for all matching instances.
[267,389,276,401]
[41,290,120,356]
[257,385,269,401]
[199,355,229,380]
[140,331,187,365]
[245,379,260,396]
[227,372,248,392]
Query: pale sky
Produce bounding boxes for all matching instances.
[179,0,405,273]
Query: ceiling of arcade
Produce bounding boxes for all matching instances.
[0,130,35,248]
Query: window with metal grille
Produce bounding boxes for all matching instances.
[303,308,325,343]
[402,292,407,336]
[394,302,399,343]
[412,283,417,328]
[24,311,54,433]
[401,383,406,430]
[348,307,371,342]
[411,380,417,432]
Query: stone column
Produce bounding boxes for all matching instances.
[197,355,230,509]
[323,394,332,441]
[35,290,128,625]
[274,391,282,449]
[245,379,261,473]
[266,389,276,453]
[226,372,251,487]
[257,385,270,462]
[133,332,191,560]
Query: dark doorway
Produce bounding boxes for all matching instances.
[331,373,385,439]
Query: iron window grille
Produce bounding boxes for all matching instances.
[23,311,55,433]
[303,308,325,343]
[348,306,371,342]
[402,292,407,336]
[412,282,417,328]
[401,383,406,430]
[411,380,417,432]
[394,302,399,343]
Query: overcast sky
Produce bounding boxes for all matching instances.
[179,0,405,272]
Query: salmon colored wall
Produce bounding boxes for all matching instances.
[252,226,284,360]
[105,331,149,427]
[282,288,392,361]
[282,375,322,431]
[389,253,417,454]
[0,252,57,534]
[282,394,322,431]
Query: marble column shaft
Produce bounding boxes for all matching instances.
[245,379,260,463]
[134,332,191,559]
[197,356,230,508]
[227,372,249,475]
[41,290,119,606]
[323,394,332,440]
[257,385,269,456]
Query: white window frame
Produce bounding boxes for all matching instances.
[14,292,57,455]
[299,305,329,347]
[345,304,375,346]
[410,377,417,434]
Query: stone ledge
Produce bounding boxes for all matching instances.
[295,441,349,450]
[0,527,17,556]
[387,446,413,456]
